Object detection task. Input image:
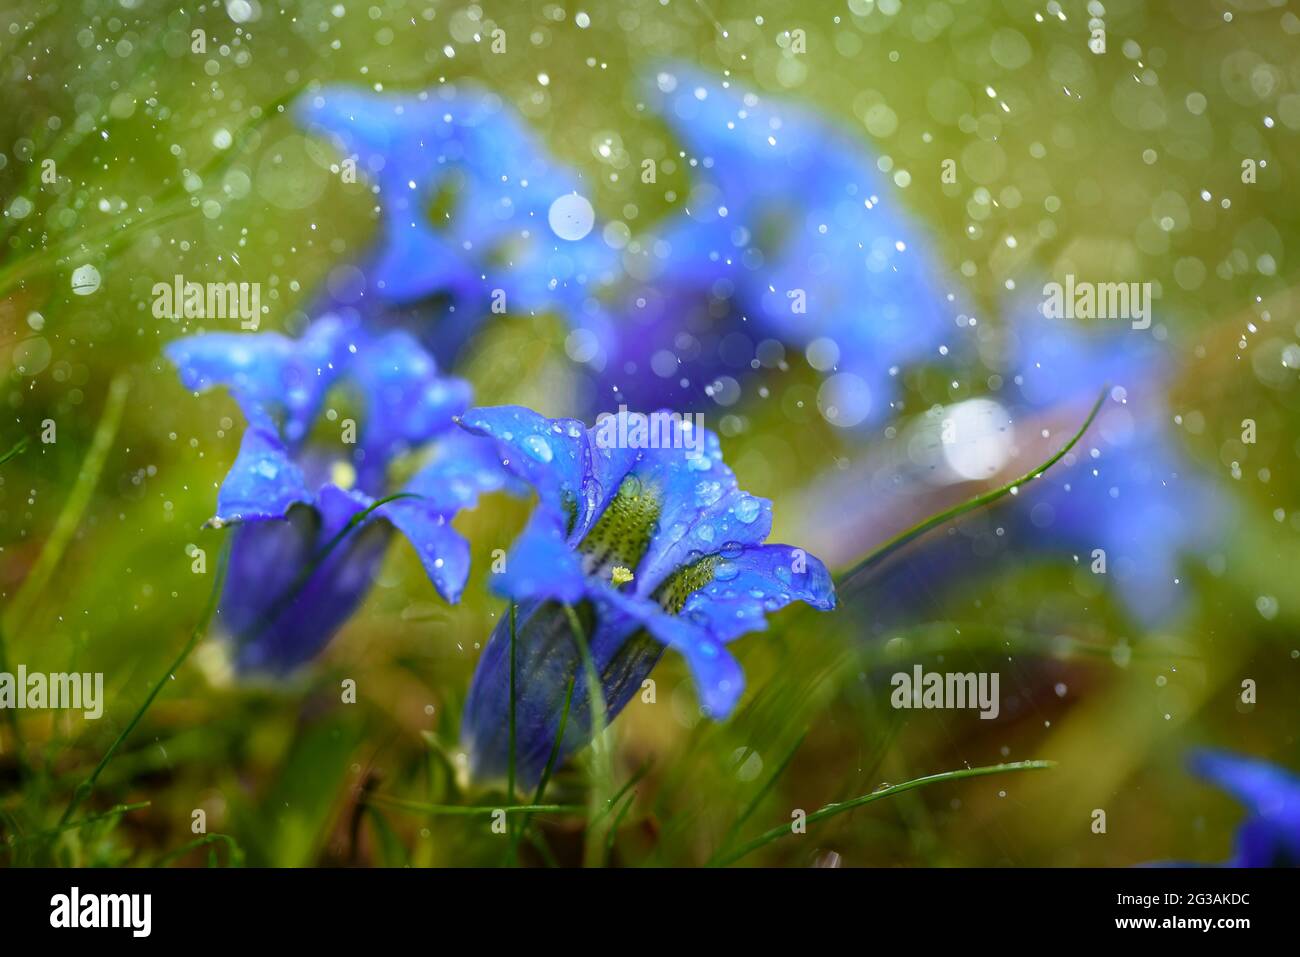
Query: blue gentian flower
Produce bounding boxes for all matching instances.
[167,314,508,673]
[807,306,1220,629]
[457,406,836,785]
[997,310,1221,624]
[1190,750,1300,866]
[599,66,963,422]
[295,85,620,364]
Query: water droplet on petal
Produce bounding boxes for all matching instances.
[522,434,553,463]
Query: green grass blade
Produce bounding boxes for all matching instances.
[0,436,29,468]
[367,795,583,817]
[5,802,150,852]
[507,671,577,863]
[838,388,1107,589]
[711,759,1056,867]
[505,601,518,864]
[708,730,808,865]
[155,833,245,868]
[4,373,131,635]
[55,537,230,829]
[562,604,614,867]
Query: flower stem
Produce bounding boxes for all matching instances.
[562,604,613,867]
[505,601,518,865]
[837,387,1108,590]
[710,759,1056,866]
[56,537,231,830]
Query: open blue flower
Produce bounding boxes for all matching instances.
[457,406,835,785]
[1190,751,1300,866]
[295,85,620,364]
[598,66,963,422]
[167,315,508,673]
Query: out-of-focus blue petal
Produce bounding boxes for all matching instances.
[219,485,389,674]
[603,65,962,423]
[349,328,471,477]
[1190,750,1300,867]
[213,426,311,525]
[166,315,355,442]
[295,85,620,358]
[1003,310,1223,624]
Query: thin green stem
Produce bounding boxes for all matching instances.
[604,790,636,863]
[507,672,576,862]
[505,601,518,864]
[711,759,1056,867]
[4,373,131,636]
[563,604,613,868]
[838,388,1108,589]
[154,833,245,868]
[5,802,150,851]
[56,538,231,829]
[708,730,808,865]
[367,796,583,817]
[0,436,29,468]
[590,759,653,829]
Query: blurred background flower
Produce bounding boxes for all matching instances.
[168,316,507,674]
[1187,751,1300,867]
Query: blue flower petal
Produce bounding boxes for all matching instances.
[1190,750,1300,867]
[166,315,355,443]
[458,406,590,523]
[462,600,665,786]
[350,328,472,474]
[677,543,836,644]
[296,85,619,328]
[402,429,519,514]
[378,499,470,603]
[220,485,389,674]
[609,65,960,424]
[613,422,774,594]
[491,512,589,605]
[595,587,745,717]
[213,426,312,524]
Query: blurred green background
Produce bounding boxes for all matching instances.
[1,0,1297,866]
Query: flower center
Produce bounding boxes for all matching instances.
[578,475,660,581]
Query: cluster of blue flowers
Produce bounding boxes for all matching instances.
[167,67,1233,832]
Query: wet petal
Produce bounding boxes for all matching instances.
[166,315,355,443]
[214,426,312,525]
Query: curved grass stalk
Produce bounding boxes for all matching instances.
[367,795,583,817]
[56,538,231,829]
[4,802,150,853]
[710,759,1056,867]
[154,833,245,868]
[837,388,1108,591]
